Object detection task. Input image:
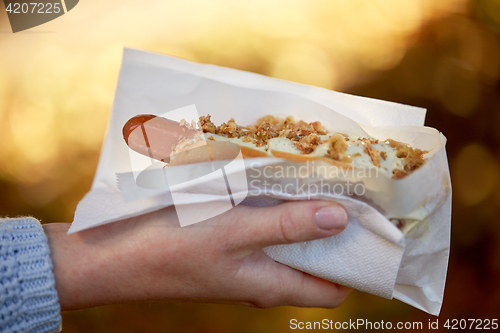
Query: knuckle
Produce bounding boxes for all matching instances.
[324,285,352,309]
[252,291,282,309]
[250,271,289,308]
[278,206,301,244]
[337,285,353,303]
[249,299,272,309]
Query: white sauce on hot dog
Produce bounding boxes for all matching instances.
[198,133,409,178]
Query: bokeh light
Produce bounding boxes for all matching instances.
[453,143,499,206]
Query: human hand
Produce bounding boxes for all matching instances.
[44,200,351,311]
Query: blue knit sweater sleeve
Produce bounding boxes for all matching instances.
[0,217,61,333]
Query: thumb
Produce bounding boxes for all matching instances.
[229,200,349,250]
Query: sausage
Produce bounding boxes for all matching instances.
[123,114,198,163]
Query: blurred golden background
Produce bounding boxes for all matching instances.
[1,0,499,332]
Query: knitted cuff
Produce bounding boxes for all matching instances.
[0,217,61,333]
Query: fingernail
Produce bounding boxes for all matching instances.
[315,206,348,231]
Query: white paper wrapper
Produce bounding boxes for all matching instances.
[70,48,451,315]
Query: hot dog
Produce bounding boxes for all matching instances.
[123,114,428,178]
[123,114,254,165]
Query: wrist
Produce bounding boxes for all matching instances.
[44,222,141,310]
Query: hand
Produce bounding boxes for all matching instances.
[44,200,351,311]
